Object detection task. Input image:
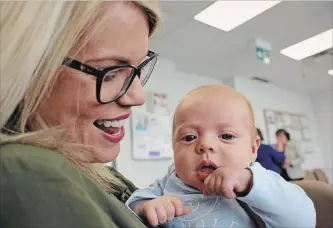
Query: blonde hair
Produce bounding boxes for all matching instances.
[0,1,160,193]
[172,84,257,139]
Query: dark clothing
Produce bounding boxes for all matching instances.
[280,168,304,182]
[0,143,146,228]
[256,144,285,174]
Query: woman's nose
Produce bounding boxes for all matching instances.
[117,76,145,106]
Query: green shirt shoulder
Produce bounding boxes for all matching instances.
[0,143,146,228]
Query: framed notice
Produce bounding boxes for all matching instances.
[263,109,313,154]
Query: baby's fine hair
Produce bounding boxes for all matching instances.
[172,84,257,139]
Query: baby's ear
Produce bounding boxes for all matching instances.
[251,136,261,161]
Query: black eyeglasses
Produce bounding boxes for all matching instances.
[62,51,158,104]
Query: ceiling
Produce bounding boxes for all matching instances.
[149,1,333,94]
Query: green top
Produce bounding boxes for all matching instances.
[0,143,147,228]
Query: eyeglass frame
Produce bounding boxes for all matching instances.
[62,50,158,104]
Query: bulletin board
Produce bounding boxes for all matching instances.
[263,109,313,154]
[131,91,173,160]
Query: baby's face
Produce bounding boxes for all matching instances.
[173,88,259,191]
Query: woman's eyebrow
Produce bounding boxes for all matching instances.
[90,56,131,65]
[89,50,148,66]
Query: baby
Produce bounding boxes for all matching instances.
[126,85,315,228]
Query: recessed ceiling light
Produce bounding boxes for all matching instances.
[280,29,333,60]
[328,69,333,76]
[194,1,281,32]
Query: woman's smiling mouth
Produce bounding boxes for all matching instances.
[93,113,130,143]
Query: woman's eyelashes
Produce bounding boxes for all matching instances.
[219,133,235,140]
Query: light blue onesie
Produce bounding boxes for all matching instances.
[126,162,315,228]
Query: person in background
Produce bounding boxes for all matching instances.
[282,140,305,181]
[255,128,285,174]
[0,1,161,227]
[273,129,290,153]
[272,129,295,180]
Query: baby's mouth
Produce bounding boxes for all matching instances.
[196,160,218,182]
[93,119,125,135]
[200,165,217,173]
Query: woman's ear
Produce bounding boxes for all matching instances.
[251,136,261,162]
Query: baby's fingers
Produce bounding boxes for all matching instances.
[155,204,168,225]
[220,181,237,199]
[183,206,192,215]
[171,197,191,217]
[143,205,159,227]
[204,174,216,195]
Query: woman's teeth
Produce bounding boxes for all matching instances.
[97,119,125,128]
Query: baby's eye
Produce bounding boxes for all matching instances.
[182,135,197,142]
[219,134,234,140]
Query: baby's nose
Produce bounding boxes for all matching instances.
[198,147,214,154]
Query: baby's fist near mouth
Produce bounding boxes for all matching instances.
[234,168,253,196]
[202,167,254,199]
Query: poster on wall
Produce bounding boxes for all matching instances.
[263,109,313,154]
[146,92,170,116]
[131,91,173,160]
[131,112,173,160]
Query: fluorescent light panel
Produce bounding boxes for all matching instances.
[280,29,333,60]
[194,1,281,32]
[328,69,333,76]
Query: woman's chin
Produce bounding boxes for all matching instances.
[89,142,121,163]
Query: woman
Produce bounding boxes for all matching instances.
[273,129,290,153]
[1,1,160,227]
[255,128,286,174]
[282,140,305,181]
[272,129,297,180]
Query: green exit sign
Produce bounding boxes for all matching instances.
[256,47,271,64]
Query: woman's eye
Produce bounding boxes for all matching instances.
[182,135,197,142]
[103,73,116,82]
[219,134,234,140]
[103,69,121,82]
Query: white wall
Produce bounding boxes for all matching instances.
[117,58,221,188]
[310,89,333,183]
[232,76,325,172]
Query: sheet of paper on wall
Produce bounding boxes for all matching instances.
[267,125,278,144]
[131,112,173,160]
[283,113,291,126]
[265,111,276,124]
[291,129,302,141]
[302,128,311,141]
[303,141,314,154]
[146,92,170,116]
[300,116,309,128]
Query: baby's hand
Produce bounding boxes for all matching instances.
[136,195,191,227]
[203,167,253,199]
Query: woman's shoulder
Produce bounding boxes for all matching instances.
[1,143,70,163]
[0,143,146,227]
[0,143,80,177]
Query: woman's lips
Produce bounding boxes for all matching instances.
[101,126,125,143]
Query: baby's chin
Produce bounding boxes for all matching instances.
[176,172,205,191]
